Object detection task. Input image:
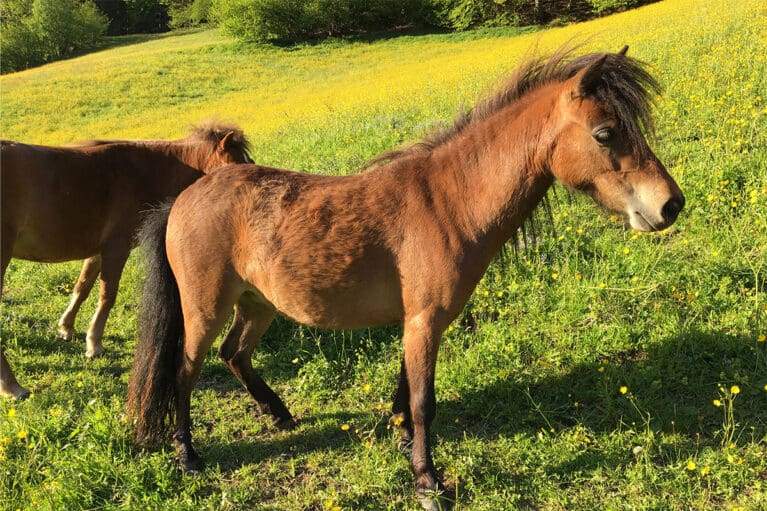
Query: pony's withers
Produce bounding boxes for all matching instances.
[0,123,252,400]
[128,48,683,510]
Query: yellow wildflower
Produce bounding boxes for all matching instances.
[686,460,696,471]
[619,386,628,395]
[730,385,740,395]
[340,423,350,431]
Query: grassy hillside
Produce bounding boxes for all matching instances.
[1,0,766,509]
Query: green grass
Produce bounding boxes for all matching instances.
[2,0,767,509]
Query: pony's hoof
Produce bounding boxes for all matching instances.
[397,437,413,457]
[57,326,75,341]
[178,455,204,475]
[272,416,297,431]
[85,343,105,359]
[1,384,31,400]
[416,486,453,511]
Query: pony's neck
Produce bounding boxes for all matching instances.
[429,83,558,250]
[159,139,213,171]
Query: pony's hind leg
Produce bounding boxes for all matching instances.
[58,256,101,341]
[218,294,295,430]
[172,271,243,473]
[85,244,130,358]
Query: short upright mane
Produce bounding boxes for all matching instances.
[188,121,251,153]
[369,47,660,166]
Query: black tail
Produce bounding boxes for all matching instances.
[126,202,183,445]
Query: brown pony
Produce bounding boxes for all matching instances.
[127,48,684,510]
[0,123,252,400]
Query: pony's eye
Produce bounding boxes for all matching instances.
[593,127,614,145]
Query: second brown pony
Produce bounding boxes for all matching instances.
[0,123,252,399]
[127,48,684,510]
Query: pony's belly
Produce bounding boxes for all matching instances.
[12,235,100,263]
[269,281,404,330]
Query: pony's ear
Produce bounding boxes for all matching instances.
[618,45,629,56]
[218,131,235,151]
[574,53,608,97]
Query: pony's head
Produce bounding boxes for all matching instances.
[187,122,253,171]
[548,47,684,231]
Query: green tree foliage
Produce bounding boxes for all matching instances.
[124,0,169,33]
[93,0,129,34]
[167,0,213,28]
[210,0,653,43]
[586,0,639,13]
[211,0,427,42]
[1,0,108,73]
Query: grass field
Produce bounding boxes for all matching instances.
[1,0,767,509]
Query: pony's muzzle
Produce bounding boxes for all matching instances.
[661,196,684,225]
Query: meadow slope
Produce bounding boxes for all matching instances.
[1,0,766,509]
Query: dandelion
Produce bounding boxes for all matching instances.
[551,273,559,280]
[7,408,16,418]
[713,399,722,407]
[598,282,606,289]
[730,385,740,395]
[619,386,628,395]
[16,430,28,440]
[598,366,605,373]
[758,334,766,342]
[686,460,697,471]
[340,423,350,431]
[362,383,371,393]
[701,465,710,476]
[623,247,630,255]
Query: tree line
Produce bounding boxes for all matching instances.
[0,0,653,73]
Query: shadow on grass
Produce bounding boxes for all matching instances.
[202,410,367,472]
[183,321,766,494]
[435,329,765,442]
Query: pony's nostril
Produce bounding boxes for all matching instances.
[661,197,684,223]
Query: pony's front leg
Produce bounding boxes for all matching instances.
[402,312,451,511]
[1,248,30,400]
[85,246,129,358]
[58,256,101,341]
[0,349,31,400]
